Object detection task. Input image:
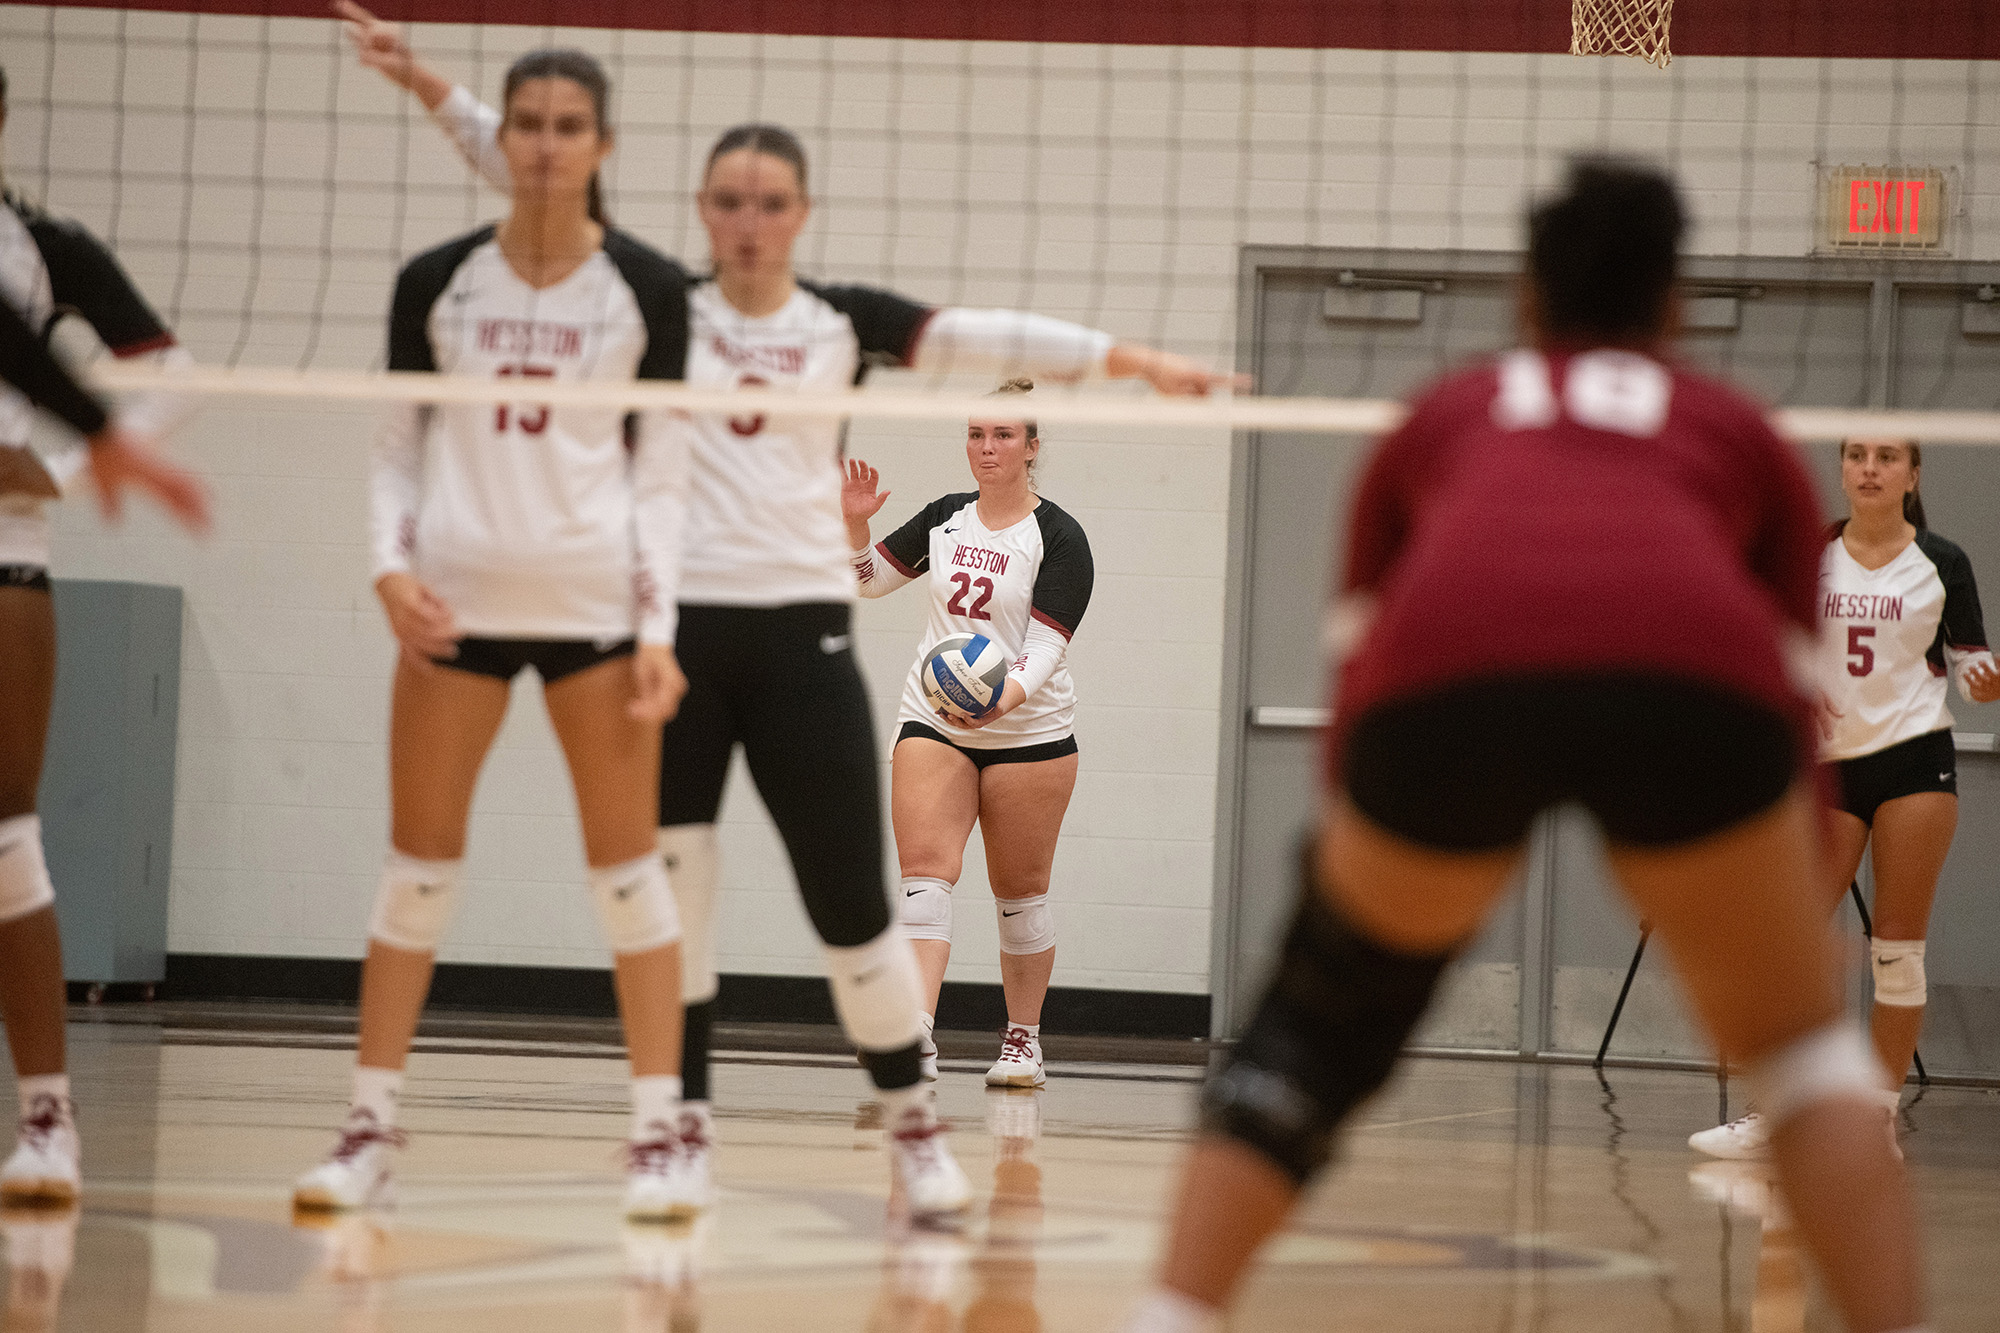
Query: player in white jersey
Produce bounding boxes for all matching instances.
[0,63,209,1209]
[291,50,699,1222]
[845,380,1092,1089]
[1693,438,1998,1161]
[337,4,1235,1218]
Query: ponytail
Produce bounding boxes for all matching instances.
[1904,441,1926,529]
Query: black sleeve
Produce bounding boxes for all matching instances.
[602,229,691,380]
[878,492,975,577]
[26,213,174,356]
[1919,530,1990,655]
[0,295,109,438]
[807,282,936,372]
[386,227,494,373]
[1029,501,1095,639]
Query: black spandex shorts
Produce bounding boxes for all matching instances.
[1342,673,1799,852]
[0,565,51,593]
[896,720,1078,770]
[434,636,635,683]
[1825,727,1956,826]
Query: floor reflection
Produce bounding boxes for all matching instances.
[1,1204,77,1333]
[1688,1162,1804,1333]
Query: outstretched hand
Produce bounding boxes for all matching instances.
[1106,343,1251,397]
[84,427,210,533]
[842,458,891,524]
[333,0,449,105]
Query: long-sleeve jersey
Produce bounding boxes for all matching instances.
[1,191,188,566]
[372,226,691,644]
[426,86,1120,609]
[1330,346,1826,779]
[1818,527,1993,760]
[852,492,1094,747]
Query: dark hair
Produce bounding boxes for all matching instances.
[1528,157,1685,343]
[1,66,8,108]
[985,377,1039,486]
[502,49,611,224]
[704,124,809,193]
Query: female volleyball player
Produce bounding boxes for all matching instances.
[1691,438,1998,1160]
[2,72,209,1202]
[843,380,1092,1089]
[1123,159,1927,1333]
[337,2,1235,1219]
[290,50,698,1221]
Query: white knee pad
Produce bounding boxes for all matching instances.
[1871,939,1927,1008]
[824,924,927,1053]
[0,815,56,925]
[588,853,682,955]
[1745,1022,1889,1129]
[367,850,464,952]
[899,877,954,943]
[995,892,1054,955]
[660,824,719,1003]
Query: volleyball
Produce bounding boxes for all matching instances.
[921,633,1011,721]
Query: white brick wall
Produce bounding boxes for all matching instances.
[3,6,1994,993]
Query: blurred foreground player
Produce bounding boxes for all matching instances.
[0,291,206,1204]
[1124,159,1927,1333]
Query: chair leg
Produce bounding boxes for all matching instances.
[1594,925,1651,1069]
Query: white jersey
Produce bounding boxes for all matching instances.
[1,192,182,567]
[426,85,1119,612]
[853,493,1094,749]
[1818,527,1992,761]
[371,227,690,644]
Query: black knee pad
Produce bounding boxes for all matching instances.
[1202,853,1454,1186]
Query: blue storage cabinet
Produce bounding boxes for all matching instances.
[37,580,182,988]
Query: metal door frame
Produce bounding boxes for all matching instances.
[1212,244,2000,1043]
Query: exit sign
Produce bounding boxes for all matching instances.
[1819,165,1949,253]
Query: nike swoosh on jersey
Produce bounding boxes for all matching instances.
[820,634,851,654]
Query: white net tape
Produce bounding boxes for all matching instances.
[94,362,2000,444]
[1570,0,1675,68]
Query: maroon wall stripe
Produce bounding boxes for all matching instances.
[23,0,1996,59]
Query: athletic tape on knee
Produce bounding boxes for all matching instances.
[367,850,464,951]
[1203,846,1454,1186]
[898,877,953,943]
[0,815,55,924]
[824,923,927,1053]
[1870,939,1927,1008]
[660,824,719,1003]
[588,853,682,955]
[1745,1022,1888,1128]
[995,892,1054,955]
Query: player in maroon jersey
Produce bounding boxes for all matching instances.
[1122,160,1926,1333]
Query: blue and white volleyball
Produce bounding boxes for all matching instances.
[921,633,1011,720]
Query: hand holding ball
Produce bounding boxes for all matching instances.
[922,633,1011,721]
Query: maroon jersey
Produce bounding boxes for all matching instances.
[1329,347,1825,779]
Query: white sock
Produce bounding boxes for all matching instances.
[350,1067,403,1128]
[1123,1287,1223,1333]
[1010,1022,1041,1037]
[879,1082,933,1128]
[17,1073,70,1118]
[632,1075,683,1140]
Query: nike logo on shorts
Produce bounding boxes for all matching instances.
[1941,772,1953,781]
[820,634,851,655]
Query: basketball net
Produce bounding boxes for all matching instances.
[1571,0,1674,68]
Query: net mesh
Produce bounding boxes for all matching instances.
[1570,0,1675,69]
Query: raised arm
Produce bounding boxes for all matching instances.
[843,458,916,599]
[336,0,510,192]
[914,309,1239,396]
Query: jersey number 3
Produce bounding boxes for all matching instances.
[947,573,994,620]
[494,364,554,435]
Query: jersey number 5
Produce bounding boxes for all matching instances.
[947,573,994,620]
[495,364,554,435]
[1846,625,1876,677]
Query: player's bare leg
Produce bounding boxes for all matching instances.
[1861,791,1953,1091]
[1139,797,1521,1323]
[977,752,1078,1086]
[1610,783,1923,1333]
